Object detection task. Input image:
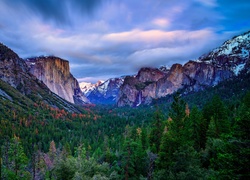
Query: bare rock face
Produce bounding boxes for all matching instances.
[0,43,29,88]
[155,64,187,98]
[117,61,235,107]
[0,43,84,112]
[117,68,166,107]
[26,56,90,105]
[118,61,233,107]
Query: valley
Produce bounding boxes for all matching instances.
[0,31,249,179]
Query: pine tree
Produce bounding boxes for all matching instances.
[149,110,164,154]
[168,94,187,141]
[203,95,229,138]
[157,94,188,171]
[1,136,30,179]
[188,106,205,150]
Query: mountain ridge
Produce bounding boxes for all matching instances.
[87,77,124,104]
[1,30,250,108]
[0,43,84,113]
[117,30,250,107]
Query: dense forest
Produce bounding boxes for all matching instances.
[1,73,250,179]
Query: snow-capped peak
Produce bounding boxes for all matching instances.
[198,31,250,76]
[201,31,250,61]
[79,81,103,96]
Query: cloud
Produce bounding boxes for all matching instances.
[152,18,171,28]
[195,0,218,7]
[103,29,214,44]
[125,29,225,69]
[1,0,102,26]
[0,0,250,83]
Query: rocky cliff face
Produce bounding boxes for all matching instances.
[117,31,250,107]
[26,56,90,105]
[87,78,124,104]
[117,68,166,107]
[0,43,29,88]
[0,43,83,112]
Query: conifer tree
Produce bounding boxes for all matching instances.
[188,106,205,150]
[158,94,187,170]
[149,110,164,154]
[203,95,229,138]
[1,136,30,179]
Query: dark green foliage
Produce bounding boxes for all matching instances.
[1,76,250,179]
[155,145,209,180]
[203,95,230,137]
[188,106,205,150]
[1,137,31,179]
[54,157,76,180]
[157,94,189,170]
[149,110,165,153]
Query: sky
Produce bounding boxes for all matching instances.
[0,0,250,83]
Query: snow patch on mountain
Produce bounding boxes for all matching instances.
[241,48,249,58]
[233,63,246,76]
[97,78,124,95]
[87,77,124,104]
[80,81,103,96]
[197,31,250,77]
[206,31,250,59]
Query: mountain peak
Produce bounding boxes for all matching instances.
[0,43,19,60]
[86,77,124,104]
[200,31,250,61]
[80,81,104,96]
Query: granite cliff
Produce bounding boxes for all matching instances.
[26,56,90,105]
[0,43,83,112]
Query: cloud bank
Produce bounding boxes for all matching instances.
[0,0,250,82]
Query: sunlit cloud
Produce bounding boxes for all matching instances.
[103,29,214,44]
[152,18,170,28]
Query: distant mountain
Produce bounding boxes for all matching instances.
[0,43,83,113]
[87,78,124,104]
[26,56,90,105]
[117,31,250,107]
[80,81,103,96]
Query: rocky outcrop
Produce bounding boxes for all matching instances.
[0,43,29,88]
[117,61,234,107]
[117,31,250,107]
[117,68,166,107]
[0,43,83,112]
[26,56,90,105]
[87,78,124,104]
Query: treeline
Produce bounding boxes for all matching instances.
[1,92,249,179]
